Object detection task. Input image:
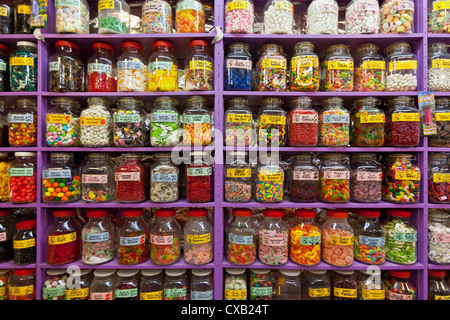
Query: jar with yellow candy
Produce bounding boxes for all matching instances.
[289,209,321,266]
[175,0,205,33]
[148,41,178,92]
[0,152,9,202]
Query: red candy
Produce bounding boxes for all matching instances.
[87,72,117,92]
[9,173,37,204]
[115,154,147,203]
[288,98,319,147]
[186,164,213,203]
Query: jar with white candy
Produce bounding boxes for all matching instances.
[117,41,147,92]
[345,0,380,34]
[149,96,181,147]
[385,42,417,92]
[428,42,450,92]
[428,209,450,265]
[80,97,113,148]
[55,0,90,34]
[224,268,247,300]
[263,0,294,34]
[306,0,339,34]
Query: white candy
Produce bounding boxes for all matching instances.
[80,104,113,147]
[307,0,339,34]
[428,68,450,92]
[385,73,417,91]
[263,1,294,34]
[345,0,380,34]
[428,222,450,264]
[55,2,90,34]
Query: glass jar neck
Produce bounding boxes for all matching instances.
[155,45,172,54]
[262,45,281,55]
[294,155,314,165]
[155,98,178,109]
[122,156,141,164]
[436,99,450,110]
[118,99,142,111]
[57,46,78,55]
[291,98,312,109]
[353,154,375,164]
[50,155,72,165]
[123,46,141,54]
[229,44,249,55]
[154,154,172,165]
[430,43,448,55]
[94,47,113,56]
[88,155,110,163]
[190,45,207,53]
[294,43,314,55]
[386,44,410,56]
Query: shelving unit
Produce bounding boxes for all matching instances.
[0,0,449,301]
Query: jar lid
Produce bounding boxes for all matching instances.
[263,209,284,218]
[55,40,79,50]
[122,209,144,217]
[16,220,36,230]
[52,209,76,217]
[93,42,114,52]
[87,209,109,218]
[17,41,37,48]
[165,269,186,276]
[14,152,36,157]
[335,270,354,275]
[0,152,8,157]
[141,269,163,277]
[117,269,139,278]
[307,270,327,275]
[94,269,116,277]
[0,43,9,52]
[279,270,301,277]
[225,268,246,275]
[122,41,143,51]
[357,209,380,218]
[429,270,446,278]
[189,40,208,48]
[0,209,12,216]
[295,209,316,218]
[153,40,173,49]
[191,269,212,277]
[188,209,208,217]
[155,209,176,217]
[326,210,348,219]
[387,209,411,218]
[232,209,252,217]
[250,269,270,274]
[388,270,411,279]
[80,269,93,276]
[359,269,381,276]
[14,269,35,276]
[0,269,10,275]
[47,269,67,276]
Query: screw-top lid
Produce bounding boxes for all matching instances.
[308,270,327,275]
[188,209,208,217]
[295,209,316,218]
[165,269,186,277]
[279,270,301,277]
[225,268,246,275]
[0,209,12,216]
[388,270,411,279]
[357,209,380,218]
[17,41,36,48]
[191,269,212,277]
[327,210,349,219]
[250,269,270,274]
[141,269,163,277]
[14,268,35,276]
[189,40,208,48]
[93,269,116,277]
[387,209,411,218]
[87,209,109,218]
[335,270,354,275]
[80,269,93,276]
[117,269,139,278]
[155,209,176,217]
[55,40,79,50]
[232,209,252,217]
[16,220,36,230]
[52,209,76,217]
[153,40,173,49]
[0,43,9,52]
[47,269,67,276]
[93,42,114,52]
[263,209,284,218]
[122,209,144,217]
[14,152,36,157]
[429,270,446,278]
[122,41,143,51]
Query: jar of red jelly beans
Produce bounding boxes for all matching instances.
[350,153,382,203]
[7,98,37,147]
[8,152,37,204]
[255,43,287,91]
[382,153,421,204]
[117,209,149,265]
[47,209,81,265]
[257,97,287,147]
[288,153,319,203]
[9,269,35,300]
[322,209,354,267]
[226,208,257,265]
[87,42,117,92]
[288,97,318,147]
[225,97,255,147]
[385,96,420,147]
[258,209,289,266]
[322,44,354,92]
[350,97,385,147]
[319,153,350,203]
[186,151,214,203]
[114,153,147,203]
[183,96,213,146]
[150,209,182,266]
[183,208,213,265]
[354,43,386,92]
[428,153,450,204]
[319,97,350,147]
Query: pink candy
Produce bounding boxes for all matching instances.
[184,242,213,265]
[225,0,254,34]
[258,229,288,265]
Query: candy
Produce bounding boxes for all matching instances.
[224,272,247,300]
[225,0,254,33]
[113,108,145,147]
[8,114,37,147]
[288,154,319,202]
[289,43,320,92]
[319,102,350,147]
[150,233,181,265]
[183,114,212,146]
[150,154,179,203]
[384,271,416,300]
[225,111,254,147]
[263,0,294,34]
[258,98,287,146]
[249,270,275,300]
[47,230,80,265]
[0,44,9,92]
[185,52,214,91]
[227,240,256,265]
[290,222,321,266]
[150,108,181,147]
[98,2,130,34]
[9,171,37,204]
[428,3,450,33]
[354,237,386,265]
[183,209,213,265]
[175,0,205,33]
[331,271,358,300]
[46,114,81,147]
[148,41,178,92]
[81,154,115,203]
[382,154,420,203]
[322,227,354,267]
[380,0,414,34]
[429,177,450,203]
[142,0,172,34]
[383,217,417,264]
[255,165,284,203]
[49,41,84,92]
[319,155,350,203]
[186,163,214,202]
[386,99,420,147]
[354,53,386,92]
[10,42,37,91]
[0,5,12,34]
[428,211,450,264]
[226,209,257,265]
[80,98,113,148]
[82,225,114,265]
[43,272,67,301]
[350,102,385,147]
[306,0,339,34]
[87,43,117,92]
[117,43,147,92]
[118,229,148,265]
[345,0,380,34]
[55,1,90,34]
[224,43,252,91]
[42,177,81,204]
[255,44,287,91]
[258,230,288,265]
[115,154,147,203]
[288,103,319,146]
[0,160,8,202]
[351,171,382,203]
[225,180,252,203]
[323,52,354,92]
[115,271,139,300]
[13,220,36,265]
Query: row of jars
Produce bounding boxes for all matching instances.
[0,207,213,267]
[226,42,418,92]
[226,96,422,148]
[0,151,215,204]
[0,0,34,34]
[226,208,419,267]
[55,0,209,34]
[226,152,421,204]
[49,40,213,93]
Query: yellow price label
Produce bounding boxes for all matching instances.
[433,173,450,183]
[65,288,89,299]
[46,114,72,124]
[274,1,294,12]
[392,113,420,122]
[291,57,319,69]
[362,289,385,300]
[10,57,34,67]
[18,5,32,14]
[309,287,330,298]
[259,172,284,182]
[389,60,417,71]
[330,235,354,245]
[13,238,35,249]
[226,0,251,11]
[48,232,77,245]
[260,115,286,125]
[395,171,421,181]
[227,114,252,123]
[190,60,213,71]
[362,61,386,70]
[327,60,353,70]
[99,0,114,10]
[434,1,450,10]
[227,168,251,178]
[435,295,450,300]
[261,59,286,69]
[436,113,450,121]
[225,289,247,300]
[360,114,385,123]
[0,7,8,17]
[140,291,163,300]
[80,117,107,126]
[186,233,211,244]
[334,288,357,299]
[433,59,450,68]
[10,285,34,296]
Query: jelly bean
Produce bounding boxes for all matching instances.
[255,166,284,203]
[0,160,9,202]
[256,44,287,91]
[8,115,37,147]
[382,154,420,203]
[42,177,81,204]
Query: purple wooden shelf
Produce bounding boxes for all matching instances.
[428,264,450,270]
[0,202,38,208]
[0,147,38,152]
[42,91,215,97]
[0,261,36,269]
[0,92,38,96]
[223,91,420,97]
[42,33,216,40]
[40,200,216,208]
[223,146,426,153]
[222,200,425,209]
[223,33,425,41]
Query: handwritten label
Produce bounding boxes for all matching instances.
[140,291,163,300]
[80,117,107,126]
[189,60,213,71]
[435,295,450,300]
[227,59,252,70]
[151,111,178,123]
[360,114,385,123]
[392,113,420,122]
[42,169,71,179]
[90,292,113,300]
[151,173,178,183]
[321,2,338,13]
[114,114,141,123]
[18,5,32,14]
[186,233,211,244]
[151,234,174,245]
[309,287,330,298]
[291,57,319,69]
[261,235,287,246]
[191,290,214,300]
[0,7,7,17]
[386,290,413,300]
[164,288,187,298]
[149,61,174,72]
[82,174,108,184]
[115,172,140,181]
[48,232,76,245]
[49,61,60,72]
[356,171,382,181]
[229,233,253,245]
[187,167,212,176]
[334,288,357,299]
[259,172,284,182]
[389,60,417,71]
[398,1,414,11]
[434,233,450,243]
[362,61,386,70]
[8,114,34,124]
[98,0,114,10]
[184,114,210,124]
[227,168,251,178]
[227,114,252,123]
[323,114,350,123]
[13,238,35,249]
[261,59,287,69]
[118,59,144,71]
[250,286,272,296]
[432,59,450,68]
[293,171,318,181]
[300,235,321,246]
[225,289,247,300]
[83,232,110,243]
[120,235,146,246]
[330,235,354,245]
[260,115,286,125]
[227,0,251,11]
[87,63,112,75]
[56,0,81,6]
[274,1,293,12]
[434,1,450,10]
[8,168,34,177]
[433,173,450,183]
[436,113,450,121]
[292,114,318,124]
[10,285,34,296]
[359,235,385,247]
[362,289,385,300]
[394,171,421,181]
[65,288,89,299]
[46,114,72,124]
[394,231,417,242]
[115,288,138,299]
[323,171,350,180]
[357,0,379,11]
[10,57,34,67]
[177,0,202,11]
[327,61,353,70]
[44,286,66,298]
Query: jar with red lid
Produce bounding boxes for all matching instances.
[87,42,117,92]
[290,209,321,266]
[288,97,319,147]
[81,209,115,265]
[384,270,416,300]
[8,152,37,204]
[354,209,386,265]
[183,208,213,265]
[322,210,354,267]
[117,41,147,92]
[185,40,214,91]
[0,209,14,262]
[258,209,288,266]
[114,153,147,203]
[117,209,149,265]
[428,270,450,300]
[9,268,35,300]
[49,40,85,92]
[148,41,178,92]
[47,209,81,266]
[226,208,257,265]
[150,209,182,266]
[385,96,420,147]
[186,151,214,203]
[13,219,36,265]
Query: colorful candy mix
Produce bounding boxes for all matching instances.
[255,166,284,203]
[289,53,319,91]
[258,229,288,265]
[118,230,148,265]
[175,0,205,33]
[320,170,350,203]
[319,108,350,147]
[256,46,287,91]
[42,176,81,204]
[382,155,420,203]
[150,233,181,265]
[351,108,385,147]
[225,0,254,34]
[8,114,37,147]
[354,61,386,91]
[142,0,172,34]
[428,2,450,33]
[258,114,287,147]
[380,0,414,34]
[290,223,321,266]
[323,59,354,92]
[322,227,354,267]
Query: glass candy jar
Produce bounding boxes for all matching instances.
[255,44,287,91]
[345,0,380,34]
[114,270,139,300]
[175,0,205,33]
[10,41,37,92]
[380,0,414,34]
[385,42,418,91]
[354,209,386,265]
[0,209,14,262]
[183,209,213,265]
[382,153,421,203]
[357,270,385,300]
[428,270,450,300]
[277,270,301,300]
[90,269,115,300]
[142,0,172,34]
[149,153,179,203]
[224,43,252,91]
[225,151,252,203]
[224,268,247,300]
[226,208,257,265]
[385,96,420,147]
[254,155,284,203]
[331,271,358,300]
[354,44,386,92]
[289,42,320,92]
[183,96,212,146]
[225,0,254,34]
[98,0,130,34]
[184,40,213,91]
[384,270,416,300]
[249,269,276,300]
[0,1,13,34]
[80,97,113,147]
[140,269,164,300]
[306,0,339,34]
[42,269,67,300]
[13,220,36,265]
[9,269,35,300]
[42,153,81,204]
[0,45,9,92]
[148,41,178,92]
[46,98,81,147]
[350,97,385,147]
[113,97,146,147]
[150,209,181,266]
[64,269,92,300]
[319,153,350,203]
[47,209,81,265]
[350,153,382,203]
[429,0,450,33]
[319,97,350,147]
[224,97,254,147]
[0,101,7,147]
[81,153,115,203]
[257,97,287,147]
[428,42,450,92]
[322,44,354,92]
[263,0,294,34]
[428,153,450,203]
[117,41,147,92]
[258,209,289,266]
[164,269,188,300]
[114,154,147,203]
[49,41,85,92]
[87,42,117,92]
[428,209,450,265]
[301,270,330,300]
[186,151,214,203]
[430,98,450,147]
[117,209,149,265]
[289,209,321,266]
[0,153,8,202]
[288,97,318,146]
[8,152,37,204]
[8,98,37,147]
[14,1,32,34]
[150,96,181,147]
[288,153,319,203]
[55,0,90,34]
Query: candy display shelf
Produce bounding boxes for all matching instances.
[0,0,447,301]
